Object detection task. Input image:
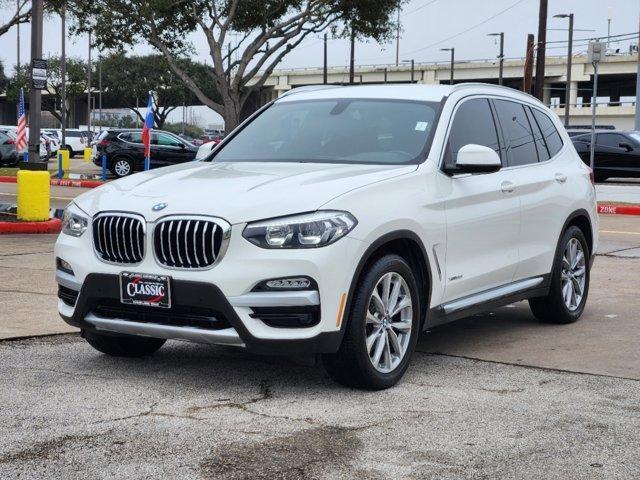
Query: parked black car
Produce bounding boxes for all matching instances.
[93,129,199,177]
[571,130,640,181]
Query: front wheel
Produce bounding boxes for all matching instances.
[83,330,166,357]
[529,225,590,324]
[111,157,133,177]
[323,254,420,390]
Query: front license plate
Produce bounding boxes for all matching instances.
[119,272,171,308]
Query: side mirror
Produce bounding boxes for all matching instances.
[455,144,502,173]
[619,142,633,152]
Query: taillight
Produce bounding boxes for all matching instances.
[5,138,14,145]
[98,139,110,147]
[587,166,594,185]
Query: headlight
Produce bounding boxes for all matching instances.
[62,204,88,237]
[243,211,357,249]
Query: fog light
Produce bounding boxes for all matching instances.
[56,257,74,275]
[265,278,311,290]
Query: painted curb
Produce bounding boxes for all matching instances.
[0,218,62,234]
[0,176,103,189]
[598,204,640,216]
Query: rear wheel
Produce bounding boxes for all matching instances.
[83,330,166,357]
[529,225,590,324]
[323,254,420,390]
[111,157,133,177]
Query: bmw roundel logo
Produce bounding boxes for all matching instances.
[152,203,168,212]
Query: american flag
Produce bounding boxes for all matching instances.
[16,88,27,153]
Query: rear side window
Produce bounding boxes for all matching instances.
[597,133,628,148]
[525,107,550,162]
[494,99,538,166]
[531,109,563,157]
[444,98,501,171]
[67,131,81,138]
[120,132,142,143]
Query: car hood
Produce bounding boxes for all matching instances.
[75,161,417,224]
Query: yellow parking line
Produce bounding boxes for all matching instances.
[600,230,640,236]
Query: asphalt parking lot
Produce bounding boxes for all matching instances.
[1,214,639,478]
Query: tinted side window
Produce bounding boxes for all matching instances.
[525,106,550,162]
[494,99,538,166]
[531,109,563,157]
[597,133,627,148]
[444,98,501,170]
[67,131,81,138]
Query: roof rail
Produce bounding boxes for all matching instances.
[278,84,343,98]
[450,82,541,103]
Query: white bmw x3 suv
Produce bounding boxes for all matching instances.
[55,83,597,389]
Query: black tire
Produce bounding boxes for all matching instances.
[529,225,590,324]
[110,157,133,177]
[323,254,421,390]
[83,330,166,357]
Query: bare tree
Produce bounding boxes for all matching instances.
[69,0,401,130]
[0,0,31,38]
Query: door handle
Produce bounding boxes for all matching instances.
[501,181,515,194]
[555,173,567,184]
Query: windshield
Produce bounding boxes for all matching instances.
[213,99,439,165]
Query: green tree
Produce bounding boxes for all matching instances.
[0,0,30,38]
[99,53,220,129]
[67,0,404,130]
[6,57,90,127]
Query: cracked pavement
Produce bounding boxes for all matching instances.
[1,335,639,479]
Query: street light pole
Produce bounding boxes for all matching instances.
[61,2,66,145]
[27,0,44,165]
[440,48,455,84]
[349,30,355,85]
[323,33,327,85]
[402,59,415,83]
[488,33,504,85]
[395,6,400,67]
[87,30,92,134]
[635,7,640,130]
[98,54,103,131]
[554,13,574,127]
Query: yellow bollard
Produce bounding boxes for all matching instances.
[17,170,50,221]
[60,149,70,178]
[83,147,92,163]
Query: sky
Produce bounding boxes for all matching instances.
[0,0,638,126]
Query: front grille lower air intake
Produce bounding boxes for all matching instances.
[93,213,145,264]
[153,216,229,269]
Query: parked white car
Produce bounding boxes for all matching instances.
[52,129,89,157]
[55,84,597,389]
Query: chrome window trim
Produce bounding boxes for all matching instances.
[151,214,231,271]
[92,211,147,266]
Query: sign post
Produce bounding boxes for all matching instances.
[587,41,604,173]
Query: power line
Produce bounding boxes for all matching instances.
[401,0,439,17]
[547,30,640,45]
[402,0,527,55]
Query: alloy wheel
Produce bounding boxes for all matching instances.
[561,238,586,311]
[366,272,413,373]
[114,160,131,176]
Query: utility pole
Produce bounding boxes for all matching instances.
[349,31,355,84]
[588,41,604,173]
[523,34,535,94]
[323,33,327,84]
[61,2,66,144]
[607,8,613,49]
[16,0,20,71]
[554,14,574,127]
[98,54,103,131]
[87,30,92,135]
[27,0,44,165]
[635,7,640,130]
[395,6,400,66]
[534,0,548,101]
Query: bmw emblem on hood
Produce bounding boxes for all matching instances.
[152,203,168,212]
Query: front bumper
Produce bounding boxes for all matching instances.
[55,223,366,355]
[58,273,342,355]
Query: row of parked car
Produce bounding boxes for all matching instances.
[0,126,92,167]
